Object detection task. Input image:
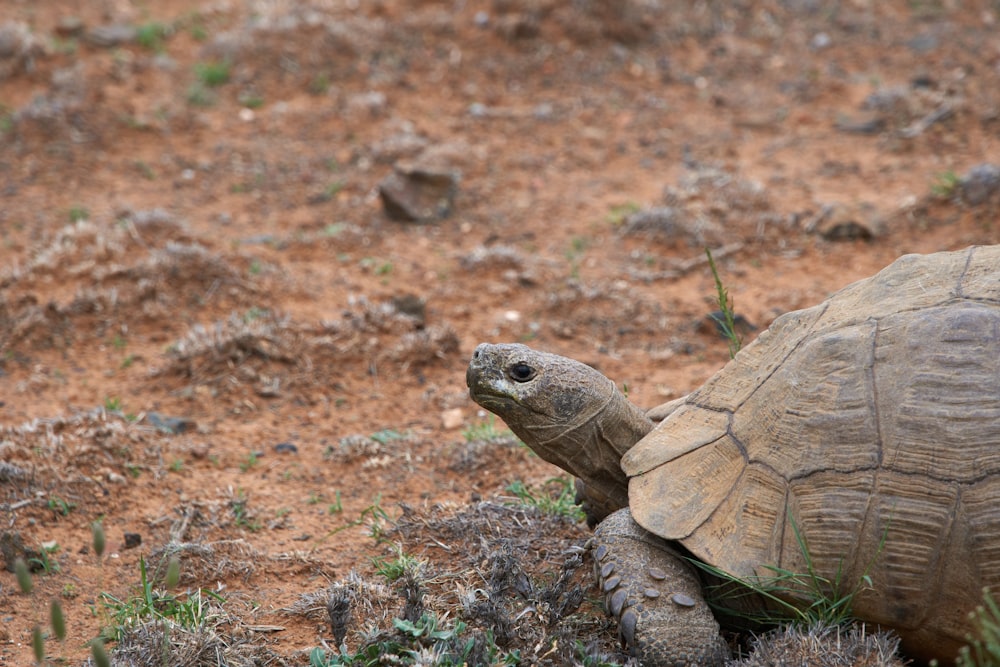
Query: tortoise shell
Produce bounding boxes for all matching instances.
[621,245,1000,660]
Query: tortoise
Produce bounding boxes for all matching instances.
[466,245,1000,666]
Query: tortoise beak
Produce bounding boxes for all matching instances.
[466,343,500,400]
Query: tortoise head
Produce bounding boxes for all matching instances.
[466,343,655,517]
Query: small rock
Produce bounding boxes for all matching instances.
[0,531,43,572]
[255,378,282,398]
[441,408,464,430]
[834,113,885,135]
[960,163,1000,206]
[906,32,939,54]
[55,17,85,38]
[0,21,44,78]
[145,412,196,435]
[805,203,880,241]
[379,163,459,223]
[274,442,298,454]
[810,32,831,50]
[123,533,142,549]
[346,91,387,116]
[85,24,138,47]
[391,294,426,324]
[495,14,540,40]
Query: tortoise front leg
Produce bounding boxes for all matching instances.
[593,509,729,666]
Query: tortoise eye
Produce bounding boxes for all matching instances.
[508,363,536,382]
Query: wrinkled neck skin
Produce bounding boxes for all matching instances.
[513,380,654,515]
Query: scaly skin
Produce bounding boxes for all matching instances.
[466,343,730,665]
[595,509,729,666]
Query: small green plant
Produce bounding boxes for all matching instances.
[50,37,78,55]
[135,22,169,51]
[506,476,585,522]
[957,588,1000,667]
[243,306,269,322]
[30,542,61,574]
[230,489,261,531]
[932,170,961,200]
[606,201,641,225]
[308,611,520,666]
[324,222,347,237]
[68,206,90,222]
[324,181,345,198]
[194,60,231,87]
[169,458,184,473]
[186,83,214,107]
[134,160,156,180]
[328,490,343,514]
[565,236,589,278]
[309,71,331,95]
[99,556,224,641]
[103,396,122,412]
[370,429,408,444]
[0,105,14,134]
[462,414,510,441]
[313,496,393,550]
[48,495,77,516]
[362,497,392,542]
[574,640,625,667]
[184,12,208,41]
[373,548,423,583]
[697,511,886,629]
[239,452,259,472]
[705,248,743,359]
[238,92,264,108]
[360,257,394,276]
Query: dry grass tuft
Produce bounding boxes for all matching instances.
[109,598,287,667]
[148,540,261,587]
[728,622,907,667]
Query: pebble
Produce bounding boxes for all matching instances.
[85,24,137,47]
[378,163,459,223]
[441,408,464,430]
[961,163,1000,205]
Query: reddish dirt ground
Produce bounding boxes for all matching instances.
[1,1,998,665]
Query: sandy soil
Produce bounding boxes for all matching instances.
[1,1,998,665]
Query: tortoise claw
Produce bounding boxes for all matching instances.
[619,608,639,648]
[609,588,628,617]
